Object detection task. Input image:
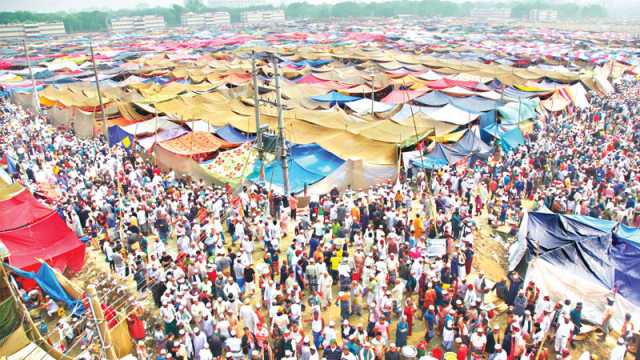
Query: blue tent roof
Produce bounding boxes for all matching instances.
[414,91,450,106]
[311,91,360,105]
[247,143,344,193]
[215,124,256,144]
[517,212,640,306]
[501,127,525,152]
[450,96,501,113]
[292,59,332,68]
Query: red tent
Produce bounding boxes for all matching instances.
[0,186,85,274]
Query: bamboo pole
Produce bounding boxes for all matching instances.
[86,285,118,360]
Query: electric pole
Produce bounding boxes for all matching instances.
[22,38,41,115]
[271,54,290,195]
[89,38,109,143]
[251,51,265,181]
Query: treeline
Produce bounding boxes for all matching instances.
[0,0,607,34]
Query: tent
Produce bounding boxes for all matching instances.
[200,143,265,186]
[310,91,360,105]
[247,144,345,193]
[509,211,640,329]
[413,130,493,168]
[306,159,398,195]
[428,104,479,125]
[215,124,256,144]
[414,91,451,107]
[0,186,85,274]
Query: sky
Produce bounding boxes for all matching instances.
[0,0,622,14]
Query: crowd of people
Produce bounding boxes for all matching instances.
[1,78,639,360]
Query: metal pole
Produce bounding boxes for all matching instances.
[90,38,109,143]
[252,51,265,181]
[86,285,118,360]
[22,38,41,115]
[271,55,289,195]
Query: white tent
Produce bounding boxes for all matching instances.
[305,159,397,195]
[429,104,479,125]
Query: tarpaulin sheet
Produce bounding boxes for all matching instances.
[157,131,234,156]
[247,144,345,193]
[445,130,493,162]
[414,91,451,107]
[290,143,345,177]
[501,127,525,152]
[0,187,53,231]
[215,124,256,144]
[7,263,84,314]
[513,212,640,306]
[428,104,479,125]
[201,143,263,185]
[479,111,497,143]
[111,318,134,358]
[450,96,500,113]
[497,99,539,124]
[0,297,20,340]
[311,91,360,104]
[248,158,326,194]
[345,98,395,114]
[0,211,86,273]
[121,117,180,136]
[137,127,188,150]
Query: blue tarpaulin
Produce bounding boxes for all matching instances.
[311,91,360,105]
[515,212,640,306]
[247,143,344,193]
[8,263,84,315]
[215,124,256,144]
[479,111,497,143]
[413,131,493,169]
[292,59,332,68]
[501,127,526,152]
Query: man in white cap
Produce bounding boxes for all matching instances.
[192,327,207,360]
[493,344,506,360]
[198,342,213,360]
[555,315,574,353]
[322,320,337,348]
[610,337,627,360]
[225,329,242,359]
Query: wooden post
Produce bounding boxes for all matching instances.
[86,285,118,360]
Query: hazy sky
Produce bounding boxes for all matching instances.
[0,0,615,13]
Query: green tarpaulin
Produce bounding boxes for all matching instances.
[0,296,20,340]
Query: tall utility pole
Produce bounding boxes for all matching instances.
[271,54,290,195]
[370,68,375,115]
[87,285,118,360]
[22,38,41,115]
[89,38,109,143]
[251,51,265,181]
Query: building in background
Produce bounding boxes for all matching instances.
[207,0,269,8]
[469,8,512,21]
[0,22,66,40]
[181,12,231,28]
[240,9,286,24]
[110,15,166,33]
[529,9,559,22]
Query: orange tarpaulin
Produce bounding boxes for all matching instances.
[157,131,235,156]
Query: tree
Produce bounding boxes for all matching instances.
[184,0,206,13]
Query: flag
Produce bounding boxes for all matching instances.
[121,136,132,148]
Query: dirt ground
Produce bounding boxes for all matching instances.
[66,198,623,359]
